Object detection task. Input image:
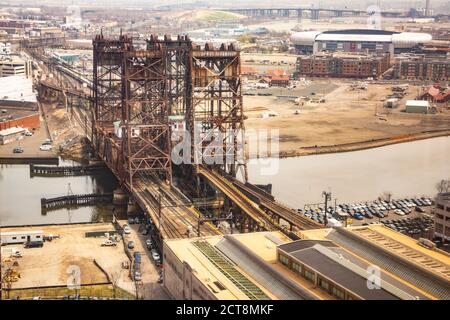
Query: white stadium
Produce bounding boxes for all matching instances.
[290,29,433,55]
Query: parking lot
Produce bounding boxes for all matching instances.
[0,126,54,158]
[299,197,434,231]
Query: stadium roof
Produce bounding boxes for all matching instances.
[290,29,432,48]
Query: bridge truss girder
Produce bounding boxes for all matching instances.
[190,44,247,181]
[122,49,172,188]
[92,35,131,178]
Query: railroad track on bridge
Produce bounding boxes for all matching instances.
[197,166,278,232]
[133,176,221,239]
[231,179,323,230]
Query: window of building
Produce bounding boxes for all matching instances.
[437,204,444,210]
[12,237,17,240]
[279,254,289,266]
[332,286,346,300]
[304,269,314,282]
[318,278,330,291]
[292,263,302,274]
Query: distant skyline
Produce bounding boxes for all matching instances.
[0,0,448,11]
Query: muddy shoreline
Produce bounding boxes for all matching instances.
[247,129,450,159]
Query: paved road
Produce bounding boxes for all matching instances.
[120,221,169,300]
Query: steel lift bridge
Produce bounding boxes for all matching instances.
[35,33,323,244]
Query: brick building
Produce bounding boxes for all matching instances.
[296,52,391,79]
[394,56,450,81]
[434,193,450,242]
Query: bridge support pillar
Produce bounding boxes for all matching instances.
[311,9,320,20]
[127,198,139,214]
[113,188,128,206]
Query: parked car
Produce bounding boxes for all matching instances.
[101,240,117,247]
[151,249,160,262]
[13,147,24,153]
[39,144,52,151]
[415,206,425,213]
[123,225,131,234]
[24,241,43,248]
[145,239,153,249]
[134,271,142,281]
[127,241,135,249]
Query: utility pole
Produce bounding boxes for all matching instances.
[322,191,331,226]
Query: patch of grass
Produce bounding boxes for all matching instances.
[198,10,242,21]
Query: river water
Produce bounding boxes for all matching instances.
[0,159,118,227]
[1,137,449,226]
[248,136,450,210]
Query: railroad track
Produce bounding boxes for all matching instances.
[231,178,323,230]
[197,166,277,231]
[134,175,220,239]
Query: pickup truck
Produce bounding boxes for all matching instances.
[101,240,117,247]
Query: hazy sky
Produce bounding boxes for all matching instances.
[2,0,447,10]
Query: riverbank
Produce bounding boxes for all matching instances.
[247,136,450,210]
[276,129,450,158]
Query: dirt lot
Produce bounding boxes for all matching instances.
[0,221,169,299]
[1,224,133,291]
[244,80,450,157]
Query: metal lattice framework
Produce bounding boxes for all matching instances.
[93,34,131,178]
[147,35,192,116]
[190,43,247,180]
[93,33,246,191]
[122,48,172,188]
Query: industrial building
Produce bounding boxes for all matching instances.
[299,225,450,300]
[394,56,450,81]
[0,56,32,78]
[0,230,44,245]
[0,126,26,145]
[296,52,391,79]
[0,75,39,131]
[434,193,450,242]
[405,100,430,113]
[162,226,448,300]
[291,29,433,55]
[420,85,450,104]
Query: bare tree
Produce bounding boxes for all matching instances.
[436,179,450,193]
[110,271,121,299]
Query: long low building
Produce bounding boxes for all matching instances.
[0,75,39,132]
[162,225,449,300]
[296,52,391,79]
[291,29,433,55]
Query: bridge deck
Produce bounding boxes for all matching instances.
[197,166,277,231]
[231,178,323,231]
[132,176,221,239]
